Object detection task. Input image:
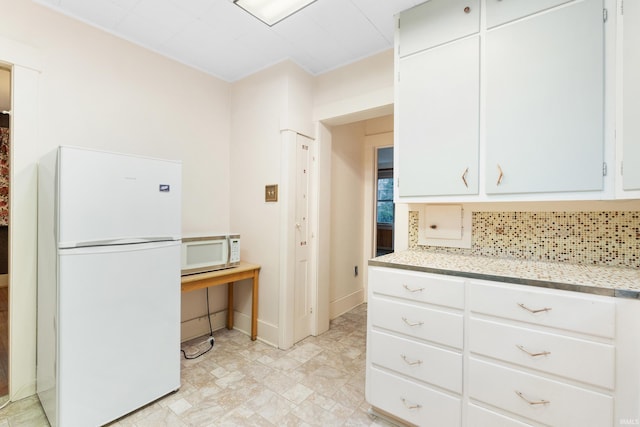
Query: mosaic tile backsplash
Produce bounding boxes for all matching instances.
[409,211,640,269]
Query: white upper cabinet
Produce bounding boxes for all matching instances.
[485,0,573,28]
[395,0,614,202]
[398,37,480,197]
[397,0,480,197]
[484,0,604,195]
[620,0,640,192]
[398,0,479,57]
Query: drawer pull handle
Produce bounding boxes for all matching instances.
[517,303,552,314]
[401,354,423,366]
[461,167,469,188]
[403,284,425,293]
[516,344,551,358]
[402,317,424,327]
[401,398,422,410]
[515,390,550,406]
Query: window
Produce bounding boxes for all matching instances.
[377,173,394,224]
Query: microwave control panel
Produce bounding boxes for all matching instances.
[229,238,241,263]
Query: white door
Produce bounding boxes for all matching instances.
[294,135,312,342]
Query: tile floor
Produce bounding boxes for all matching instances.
[0,303,396,426]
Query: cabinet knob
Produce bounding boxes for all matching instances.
[464,6,471,13]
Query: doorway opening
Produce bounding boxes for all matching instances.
[0,65,10,398]
[375,146,394,256]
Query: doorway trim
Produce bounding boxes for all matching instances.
[0,35,41,401]
[278,130,319,349]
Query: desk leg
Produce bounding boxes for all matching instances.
[227,282,234,330]
[251,272,258,341]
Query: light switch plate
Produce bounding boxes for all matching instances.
[265,184,278,202]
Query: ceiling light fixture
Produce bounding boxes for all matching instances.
[234,0,317,26]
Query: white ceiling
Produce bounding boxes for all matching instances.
[33,0,425,82]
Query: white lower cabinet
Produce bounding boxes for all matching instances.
[468,358,613,427]
[369,367,462,426]
[366,267,465,426]
[366,266,640,426]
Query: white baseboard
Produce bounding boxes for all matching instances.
[181,310,279,348]
[180,310,227,342]
[233,311,279,348]
[329,289,365,320]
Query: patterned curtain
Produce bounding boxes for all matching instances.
[0,127,8,226]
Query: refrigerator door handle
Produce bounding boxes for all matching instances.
[66,237,178,248]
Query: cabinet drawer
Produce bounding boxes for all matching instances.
[368,366,461,426]
[370,296,463,349]
[468,281,615,338]
[369,267,465,309]
[469,317,615,389]
[468,359,613,427]
[486,0,573,28]
[399,0,479,56]
[369,330,462,393]
[467,403,534,427]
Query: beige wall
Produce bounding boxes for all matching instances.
[229,61,314,346]
[0,0,231,399]
[313,49,394,125]
[329,121,366,316]
[327,116,394,318]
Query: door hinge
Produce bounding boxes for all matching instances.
[603,162,608,176]
[621,0,624,15]
[603,8,608,22]
[310,306,313,314]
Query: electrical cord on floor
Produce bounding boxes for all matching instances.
[181,287,215,360]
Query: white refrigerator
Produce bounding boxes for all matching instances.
[37,146,182,427]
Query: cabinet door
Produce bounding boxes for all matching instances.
[486,0,573,28]
[622,0,640,190]
[485,0,604,195]
[398,36,480,197]
[399,0,479,57]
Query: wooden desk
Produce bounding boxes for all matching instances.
[181,262,260,340]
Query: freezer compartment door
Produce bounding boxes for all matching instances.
[57,241,180,426]
[57,146,181,247]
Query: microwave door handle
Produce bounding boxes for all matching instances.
[227,237,231,265]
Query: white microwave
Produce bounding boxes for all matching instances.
[181,234,240,275]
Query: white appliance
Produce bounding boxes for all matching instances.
[181,234,240,275]
[37,146,182,427]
